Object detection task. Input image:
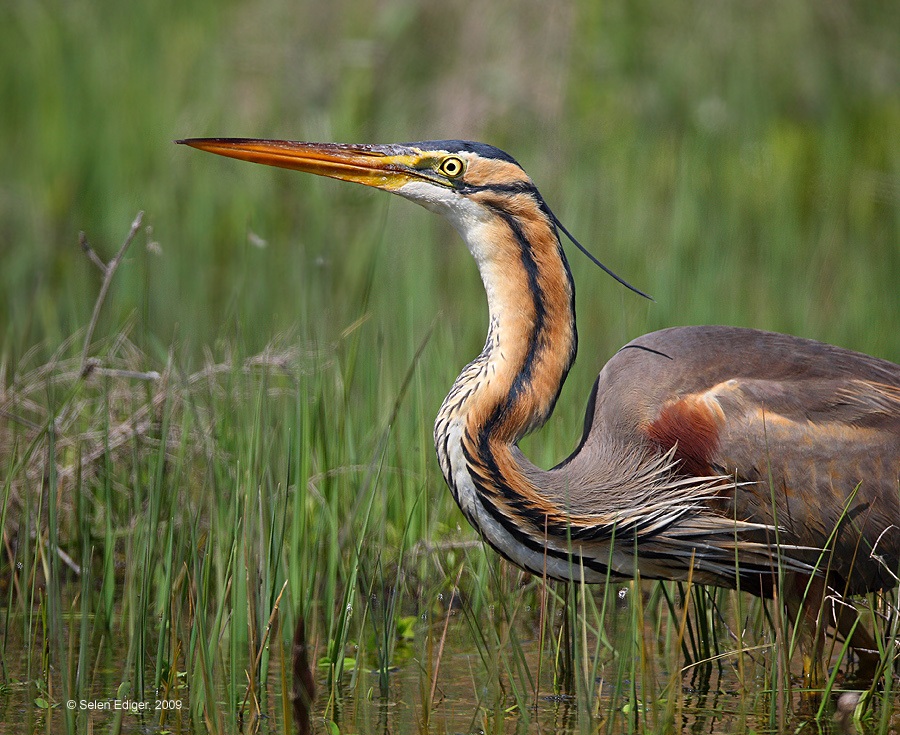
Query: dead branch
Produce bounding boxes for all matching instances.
[79,211,144,376]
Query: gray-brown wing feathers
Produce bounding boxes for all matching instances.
[547,325,900,592]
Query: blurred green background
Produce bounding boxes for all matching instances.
[2,0,898,444]
[0,3,898,728]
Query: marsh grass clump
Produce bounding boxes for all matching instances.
[1,212,899,734]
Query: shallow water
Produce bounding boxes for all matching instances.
[1,585,897,734]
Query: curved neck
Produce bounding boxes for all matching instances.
[430,190,740,584]
[433,190,580,575]
[444,198,578,445]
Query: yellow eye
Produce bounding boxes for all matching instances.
[438,156,465,178]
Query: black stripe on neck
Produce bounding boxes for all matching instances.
[498,208,547,407]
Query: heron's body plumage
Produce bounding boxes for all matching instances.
[180,135,900,671]
[581,326,900,593]
[426,155,900,593]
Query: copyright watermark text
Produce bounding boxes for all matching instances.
[66,698,183,713]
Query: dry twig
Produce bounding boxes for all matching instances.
[79,210,144,376]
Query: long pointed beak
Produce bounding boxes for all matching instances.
[176,138,425,191]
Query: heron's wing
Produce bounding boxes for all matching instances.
[718,376,900,424]
[695,376,900,591]
[543,326,900,588]
[620,327,900,590]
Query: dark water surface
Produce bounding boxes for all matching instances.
[1,587,898,734]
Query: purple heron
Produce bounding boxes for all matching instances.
[179,138,900,675]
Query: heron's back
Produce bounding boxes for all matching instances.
[574,325,900,593]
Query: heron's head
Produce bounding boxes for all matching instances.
[177,138,537,236]
[177,137,649,299]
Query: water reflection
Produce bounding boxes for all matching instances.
[1,583,898,734]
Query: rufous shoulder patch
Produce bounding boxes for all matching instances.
[644,395,724,476]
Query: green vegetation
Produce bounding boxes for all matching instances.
[1,1,897,733]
